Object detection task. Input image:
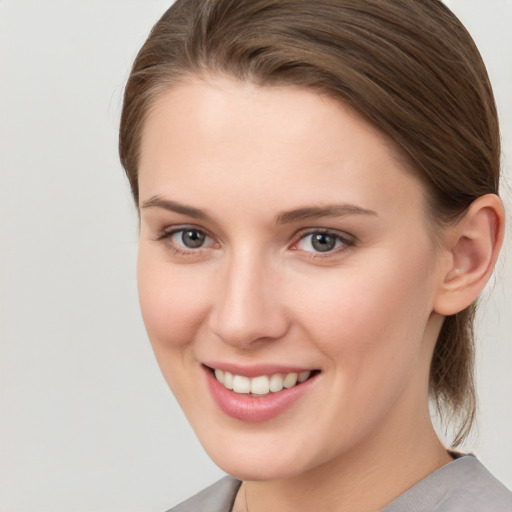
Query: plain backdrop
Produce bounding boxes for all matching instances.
[0,1,510,511]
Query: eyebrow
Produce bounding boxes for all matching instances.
[140,195,377,224]
[276,204,377,224]
[140,196,213,221]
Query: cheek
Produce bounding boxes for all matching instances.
[136,249,215,409]
[285,254,438,443]
[136,248,210,351]
[290,249,437,375]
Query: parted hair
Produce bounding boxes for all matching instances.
[119,0,501,445]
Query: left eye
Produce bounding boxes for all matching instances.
[170,229,212,249]
[295,232,346,253]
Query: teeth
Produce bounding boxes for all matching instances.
[283,372,298,388]
[214,369,224,384]
[224,371,234,390]
[251,376,270,395]
[298,370,310,383]
[232,375,251,393]
[214,369,311,395]
[269,374,284,392]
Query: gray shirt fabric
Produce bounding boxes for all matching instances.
[167,455,512,511]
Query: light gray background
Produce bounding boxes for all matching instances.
[0,1,510,511]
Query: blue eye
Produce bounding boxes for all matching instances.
[296,232,348,253]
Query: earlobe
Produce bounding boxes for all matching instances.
[434,194,505,316]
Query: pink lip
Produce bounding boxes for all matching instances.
[203,365,318,422]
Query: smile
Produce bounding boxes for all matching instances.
[204,365,320,422]
[213,368,312,396]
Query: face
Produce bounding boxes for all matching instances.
[137,77,445,481]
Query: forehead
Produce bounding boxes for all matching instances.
[138,76,427,222]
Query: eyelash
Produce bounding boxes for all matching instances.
[155,226,355,258]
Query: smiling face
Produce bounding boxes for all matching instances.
[137,76,447,481]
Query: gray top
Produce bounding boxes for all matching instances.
[167,455,512,512]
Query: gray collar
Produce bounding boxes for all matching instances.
[167,455,512,512]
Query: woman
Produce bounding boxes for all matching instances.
[119,0,511,510]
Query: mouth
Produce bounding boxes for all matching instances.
[205,365,320,397]
[203,364,320,422]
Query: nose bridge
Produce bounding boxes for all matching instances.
[209,245,288,347]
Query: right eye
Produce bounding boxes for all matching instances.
[172,229,209,249]
[157,227,216,253]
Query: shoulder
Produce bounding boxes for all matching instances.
[165,476,241,512]
[382,454,512,512]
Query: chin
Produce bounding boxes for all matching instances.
[192,424,330,482]
[209,449,310,482]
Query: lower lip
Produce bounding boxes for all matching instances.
[204,366,318,422]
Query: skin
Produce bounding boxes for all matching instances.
[136,76,461,512]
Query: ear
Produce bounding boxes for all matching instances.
[434,194,505,316]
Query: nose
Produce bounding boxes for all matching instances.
[208,250,290,349]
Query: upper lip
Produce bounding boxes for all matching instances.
[203,362,317,378]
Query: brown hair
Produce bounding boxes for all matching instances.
[119,0,500,445]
